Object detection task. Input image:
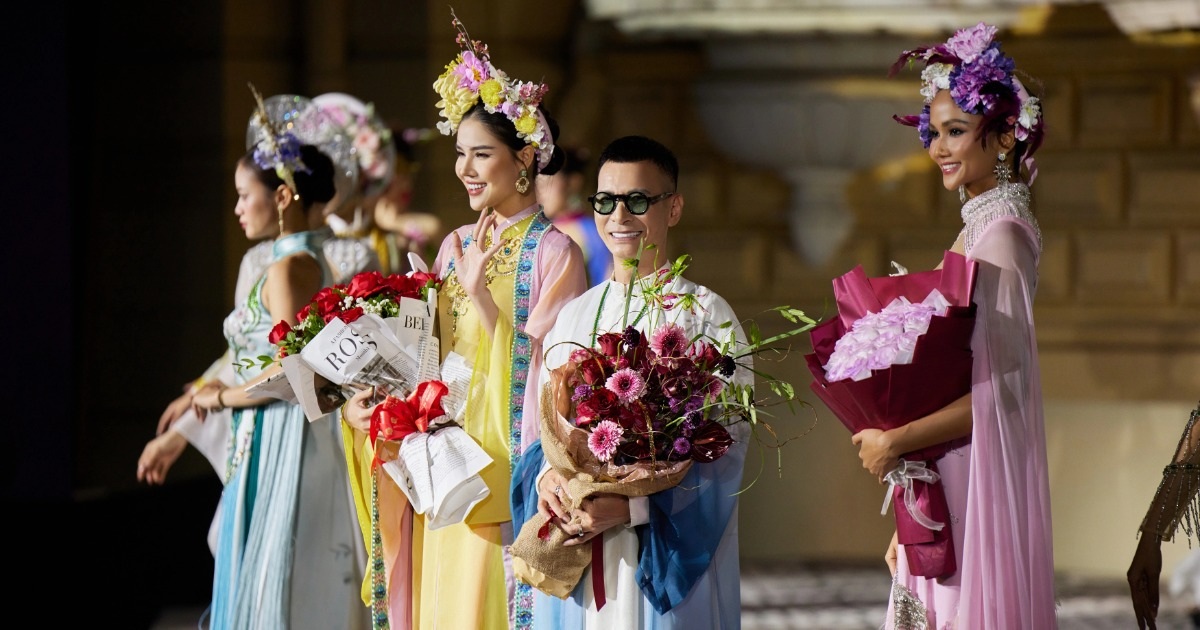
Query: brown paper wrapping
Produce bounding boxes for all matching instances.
[510,367,692,598]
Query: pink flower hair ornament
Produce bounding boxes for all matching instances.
[890,22,1044,184]
[432,9,556,172]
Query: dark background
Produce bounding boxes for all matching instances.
[13,1,242,624]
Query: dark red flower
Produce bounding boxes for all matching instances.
[596,332,623,359]
[578,357,609,386]
[340,306,365,323]
[688,422,733,463]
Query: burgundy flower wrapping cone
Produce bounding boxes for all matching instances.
[805,250,978,579]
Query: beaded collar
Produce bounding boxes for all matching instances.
[958,182,1041,256]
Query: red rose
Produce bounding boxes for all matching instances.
[312,287,343,318]
[596,332,623,359]
[297,303,313,321]
[347,271,387,299]
[691,343,722,370]
[269,320,292,345]
[577,388,618,422]
[578,357,609,386]
[339,306,365,323]
[384,273,417,298]
[410,271,439,289]
[616,402,649,434]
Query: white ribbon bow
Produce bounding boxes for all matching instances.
[881,459,945,531]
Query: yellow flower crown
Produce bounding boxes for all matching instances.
[433,10,555,171]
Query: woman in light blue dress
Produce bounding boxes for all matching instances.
[189,122,368,629]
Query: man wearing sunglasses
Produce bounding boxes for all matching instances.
[514,135,750,628]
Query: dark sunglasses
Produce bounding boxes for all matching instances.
[588,191,675,216]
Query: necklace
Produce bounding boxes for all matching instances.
[445,219,527,336]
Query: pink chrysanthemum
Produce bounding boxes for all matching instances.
[606,368,646,404]
[588,420,624,462]
[650,323,689,357]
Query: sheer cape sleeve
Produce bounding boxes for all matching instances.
[956,216,1057,627]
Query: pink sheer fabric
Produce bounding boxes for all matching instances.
[888,217,1057,629]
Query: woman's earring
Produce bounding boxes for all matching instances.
[515,168,530,195]
[958,185,967,204]
[277,207,285,234]
[994,151,1012,197]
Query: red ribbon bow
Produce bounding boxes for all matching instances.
[369,380,450,466]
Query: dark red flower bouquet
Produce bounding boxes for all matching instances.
[560,322,739,466]
[512,253,818,603]
[805,250,977,579]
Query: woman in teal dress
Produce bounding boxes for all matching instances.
[189,96,369,630]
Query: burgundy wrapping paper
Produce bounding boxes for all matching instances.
[805,251,978,579]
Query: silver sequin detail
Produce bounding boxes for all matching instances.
[957,182,1041,256]
[891,576,930,630]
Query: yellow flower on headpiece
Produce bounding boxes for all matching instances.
[514,114,536,135]
[479,79,504,108]
[433,61,479,132]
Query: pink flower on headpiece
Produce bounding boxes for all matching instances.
[944,22,998,63]
[454,51,490,90]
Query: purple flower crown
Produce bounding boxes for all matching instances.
[247,84,311,196]
[891,22,1044,162]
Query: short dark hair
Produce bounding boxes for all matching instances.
[597,135,679,189]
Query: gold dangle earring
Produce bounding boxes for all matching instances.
[515,167,530,195]
[994,151,1012,198]
[277,206,285,235]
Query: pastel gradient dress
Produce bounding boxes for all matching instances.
[209,230,369,630]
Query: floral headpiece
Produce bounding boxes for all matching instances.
[433,10,555,171]
[247,83,309,200]
[314,92,397,198]
[891,22,1044,177]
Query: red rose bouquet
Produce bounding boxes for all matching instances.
[264,269,441,360]
[241,269,443,421]
[805,250,977,579]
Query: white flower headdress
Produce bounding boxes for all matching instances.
[432,9,555,171]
